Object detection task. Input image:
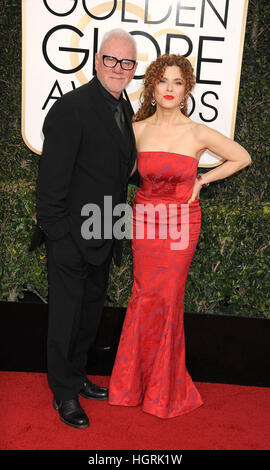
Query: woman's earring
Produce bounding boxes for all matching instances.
[180,101,184,109]
[151,97,156,106]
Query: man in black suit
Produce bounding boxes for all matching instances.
[36,29,138,429]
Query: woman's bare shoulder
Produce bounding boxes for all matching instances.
[189,121,207,132]
[132,120,145,130]
[132,116,153,128]
[189,122,216,140]
[132,118,152,137]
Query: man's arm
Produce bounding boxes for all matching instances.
[37,97,82,240]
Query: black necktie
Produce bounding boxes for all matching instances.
[114,102,126,134]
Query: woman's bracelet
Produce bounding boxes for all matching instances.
[196,174,209,188]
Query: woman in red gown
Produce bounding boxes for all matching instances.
[109,54,251,418]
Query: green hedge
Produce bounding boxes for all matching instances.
[0,1,269,317]
[0,182,269,318]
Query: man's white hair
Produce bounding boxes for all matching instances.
[98,28,137,58]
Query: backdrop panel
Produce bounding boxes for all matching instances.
[22,0,249,166]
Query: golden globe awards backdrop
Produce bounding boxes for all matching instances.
[21,0,249,167]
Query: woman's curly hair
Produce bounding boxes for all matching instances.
[133,54,195,122]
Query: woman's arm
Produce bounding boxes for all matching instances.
[188,124,252,203]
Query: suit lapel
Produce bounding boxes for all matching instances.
[86,78,137,184]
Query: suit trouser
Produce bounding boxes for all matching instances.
[46,234,113,401]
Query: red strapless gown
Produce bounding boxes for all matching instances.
[109,151,203,418]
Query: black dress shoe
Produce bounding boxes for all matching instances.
[79,378,108,401]
[53,397,89,429]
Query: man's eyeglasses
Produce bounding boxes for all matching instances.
[102,55,136,71]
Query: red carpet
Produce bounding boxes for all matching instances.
[0,372,269,451]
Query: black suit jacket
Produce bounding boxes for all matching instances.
[35,76,137,266]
